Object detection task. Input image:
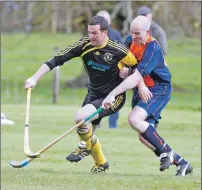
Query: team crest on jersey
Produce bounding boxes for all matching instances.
[103,53,113,62]
[94,51,100,55]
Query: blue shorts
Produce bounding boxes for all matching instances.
[131,83,172,125]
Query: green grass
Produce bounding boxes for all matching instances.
[167,38,201,92]
[1,105,201,190]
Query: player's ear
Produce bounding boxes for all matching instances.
[103,30,108,36]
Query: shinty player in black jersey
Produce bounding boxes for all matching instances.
[24,16,152,172]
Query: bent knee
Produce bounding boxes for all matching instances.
[128,113,140,128]
[75,112,84,124]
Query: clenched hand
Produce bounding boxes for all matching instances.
[101,95,115,109]
[138,86,153,102]
[24,77,37,89]
[119,67,129,79]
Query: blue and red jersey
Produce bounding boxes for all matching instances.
[124,35,171,87]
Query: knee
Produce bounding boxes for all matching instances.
[75,111,84,124]
[128,113,139,130]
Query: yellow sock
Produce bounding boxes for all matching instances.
[77,124,93,150]
[91,136,107,165]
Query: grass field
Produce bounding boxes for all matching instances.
[1,33,201,189]
[1,105,201,190]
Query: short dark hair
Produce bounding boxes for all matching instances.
[88,16,109,31]
[137,6,152,16]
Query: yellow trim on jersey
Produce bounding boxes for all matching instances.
[118,62,124,69]
[56,37,89,56]
[108,42,128,55]
[56,41,82,56]
[81,37,109,57]
[111,95,123,111]
[119,50,137,68]
[108,39,129,52]
[82,42,91,50]
[108,40,128,55]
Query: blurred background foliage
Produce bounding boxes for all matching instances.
[1,1,201,38]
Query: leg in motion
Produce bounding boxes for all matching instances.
[90,93,125,172]
[130,83,192,175]
[66,103,109,172]
[139,122,193,176]
[138,118,158,154]
[90,124,109,172]
[66,104,98,163]
[128,106,189,173]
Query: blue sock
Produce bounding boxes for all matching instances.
[154,149,161,157]
[141,124,171,154]
[173,154,187,166]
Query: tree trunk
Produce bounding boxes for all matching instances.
[65,1,72,33]
[25,2,34,32]
[51,2,59,34]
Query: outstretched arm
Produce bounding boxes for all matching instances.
[24,37,86,89]
[102,41,159,109]
[24,64,50,89]
[119,66,153,102]
[102,69,142,109]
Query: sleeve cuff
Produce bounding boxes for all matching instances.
[45,62,54,71]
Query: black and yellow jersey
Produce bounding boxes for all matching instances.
[45,36,137,95]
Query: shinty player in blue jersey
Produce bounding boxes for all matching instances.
[102,15,193,176]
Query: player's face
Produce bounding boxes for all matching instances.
[88,25,108,46]
[130,26,149,45]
